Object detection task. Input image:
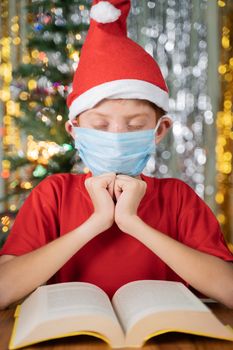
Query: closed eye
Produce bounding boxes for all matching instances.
[93,125,108,129]
[128,125,145,129]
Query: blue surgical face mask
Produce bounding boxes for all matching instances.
[72,120,161,176]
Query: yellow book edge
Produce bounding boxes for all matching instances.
[9,305,233,349]
[142,326,233,345]
[9,305,111,350]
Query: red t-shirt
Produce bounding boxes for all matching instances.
[1,172,232,298]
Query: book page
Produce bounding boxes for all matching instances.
[40,282,119,323]
[112,280,209,332]
[14,282,121,345]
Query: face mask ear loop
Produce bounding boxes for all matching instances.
[153,117,162,136]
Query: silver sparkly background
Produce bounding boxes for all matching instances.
[127,0,217,209]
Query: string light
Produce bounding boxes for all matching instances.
[216,1,233,243]
[0,0,24,234]
[1,215,10,233]
[28,79,37,90]
[27,135,70,164]
[0,12,21,169]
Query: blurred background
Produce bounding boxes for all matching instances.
[0,0,232,249]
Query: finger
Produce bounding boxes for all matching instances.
[99,173,116,182]
[114,179,125,200]
[98,173,116,198]
[116,174,140,182]
[116,174,132,180]
[107,178,114,198]
[98,172,116,178]
[114,183,122,200]
[85,174,115,191]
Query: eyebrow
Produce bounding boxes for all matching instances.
[86,111,149,119]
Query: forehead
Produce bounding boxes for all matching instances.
[80,99,155,117]
[95,98,155,109]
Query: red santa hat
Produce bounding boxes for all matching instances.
[67,0,169,121]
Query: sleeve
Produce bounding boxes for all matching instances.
[0,177,60,256]
[177,181,233,262]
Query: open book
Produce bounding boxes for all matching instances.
[9,280,233,349]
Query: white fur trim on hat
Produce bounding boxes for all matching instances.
[90,1,121,24]
[68,79,169,120]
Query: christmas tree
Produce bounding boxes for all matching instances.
[0,0,92,246]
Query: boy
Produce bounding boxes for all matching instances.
[0,0,233,310]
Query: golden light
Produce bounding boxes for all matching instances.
[27,136,62,165]
[215,192,224,204]
[218,64,227,74]
[44,96,53,107]
[1,216,10,226]
[218,0,226,7]
[70,51,79,62]
[24,182,33,189]
[217,213,226,224]
[11,23,19,32]
[0,89,11,102]
[222,36,230,49]
[6,100,20,116]
[9,205,17,211]
[28,79,37,90]
[22,55,31,64]
[31,49,39,59]
[2,160,11,169]
[19,91,29,101]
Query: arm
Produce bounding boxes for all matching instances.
[114,174,233,309]
[119,215,233,309]
[0,172,117,310]
[0,214,108,310]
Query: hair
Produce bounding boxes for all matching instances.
[145,101,165,121]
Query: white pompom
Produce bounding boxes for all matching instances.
[90,1,121,24]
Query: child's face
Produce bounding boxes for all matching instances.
[66,98,172,143]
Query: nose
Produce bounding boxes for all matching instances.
[108,123,127,133]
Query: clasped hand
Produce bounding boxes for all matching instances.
[84,172,147,232]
